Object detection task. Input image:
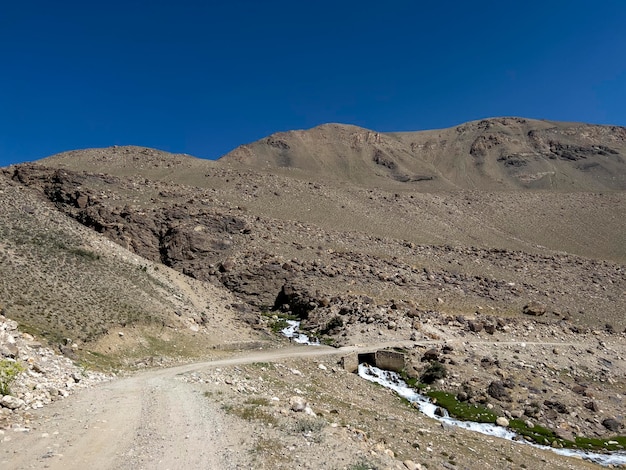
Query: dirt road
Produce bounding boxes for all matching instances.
[0,345,359,469]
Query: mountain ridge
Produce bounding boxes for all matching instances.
[219,117,626,190]
[39,117,626,192]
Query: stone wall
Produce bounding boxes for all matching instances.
[375,350,405,372]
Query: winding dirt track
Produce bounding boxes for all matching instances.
[0,345,356,469]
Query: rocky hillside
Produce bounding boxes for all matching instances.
[220,117,626,191]
[1,116,625,351]
[0,170,263,366]
[3,162,625,341]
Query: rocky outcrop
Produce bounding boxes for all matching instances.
[7,164,251,283]
[0,314,109,427]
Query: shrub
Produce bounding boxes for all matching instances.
[420,361,447,384]
[321,316,343,334]
[0,359,25,395]
[292,417,326,434]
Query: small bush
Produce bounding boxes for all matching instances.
[420,361,447,384]
[68,247,100,261]
[244,397,270,406]
[292,417,326,434]
[222,403,277,426]
[0,359,25,395]
[348,458,380,470]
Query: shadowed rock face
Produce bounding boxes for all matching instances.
[8,165,250,281]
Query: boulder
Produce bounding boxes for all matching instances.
[496,417,509,427]
[403,460,422,470]
[555,427,575,442]
[0,343,19,358]
[421,348,439,362]
[544,400,569,414]
[0,395,25,410]
[487,381,511,402]
[523,301,547,316]
[290,396,307,412]
[602,418,621,432]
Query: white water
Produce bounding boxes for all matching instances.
[281,320,320,346]
[358,364,626,466]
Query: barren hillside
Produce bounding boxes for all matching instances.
[219,117,626,191]
[1,117,625,468]
[0,172,263,367]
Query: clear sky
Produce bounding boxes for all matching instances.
[1,0,625,166]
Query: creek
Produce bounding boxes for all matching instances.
[359,364,626,467]
[280,320,320,345]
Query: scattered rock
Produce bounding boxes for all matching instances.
[290,396,307,412]
[487,381,511,402]
[0,396,24,410]
[544,400,569,414]
[496,417,509,427]
[403,460,422,470]
[421,348,439,362]
[523,301,547,316]
[602,418,621,432]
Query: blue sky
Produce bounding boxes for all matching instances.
[1,0,625,166]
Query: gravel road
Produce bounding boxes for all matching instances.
[0,345,360,469]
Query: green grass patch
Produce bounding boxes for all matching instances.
[399,370,423,389]
[572,435,626,452]
[426,391,497,423]
[507,419,626,451]
[508,419,557,446]
[248,362,272,369]
[79,350,123,372]
[263,312,297,334]
[270,318,289,333]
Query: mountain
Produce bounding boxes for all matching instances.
[0,116,621,351]
[220,117,626,190]
[1,117,626,468]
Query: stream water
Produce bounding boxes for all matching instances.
[280,322,626,466]
[280,320,320,345]
[358,364,626,467]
